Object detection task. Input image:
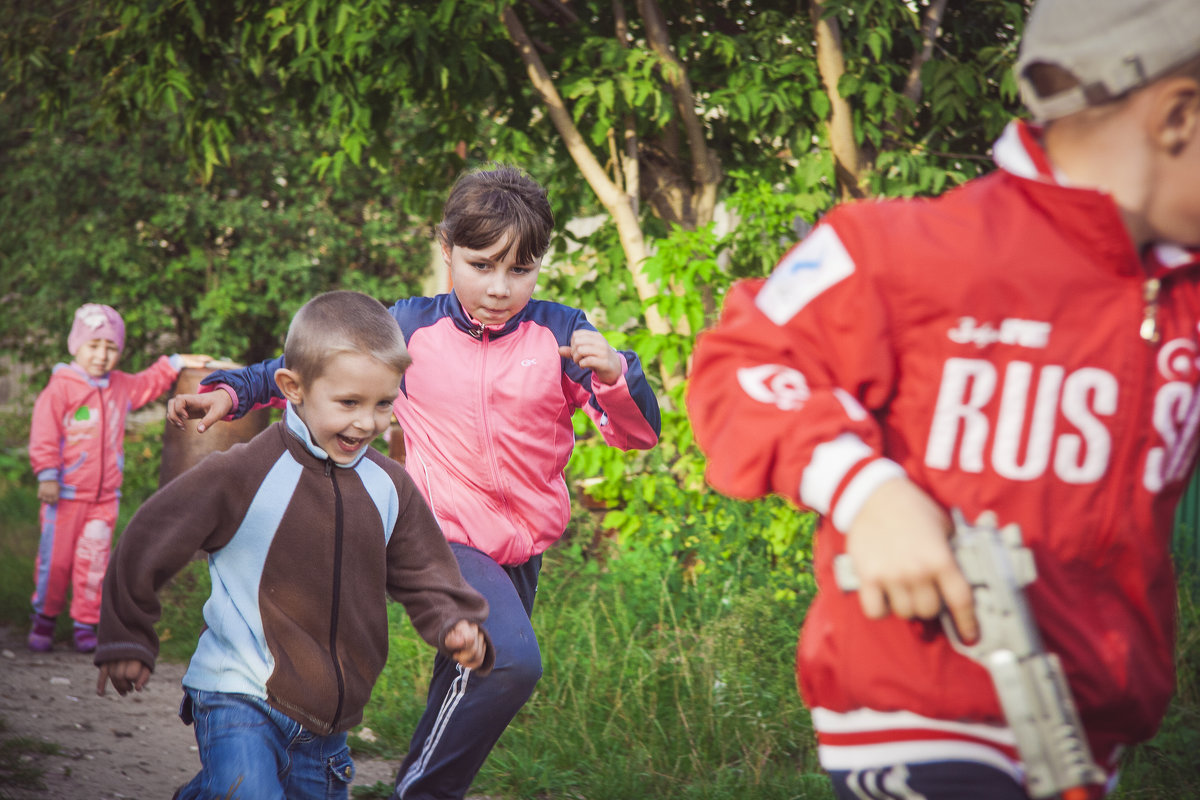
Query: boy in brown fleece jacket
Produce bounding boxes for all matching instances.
[94,290,492,800]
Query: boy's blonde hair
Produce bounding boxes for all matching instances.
[284,291,411,385]
[436,165,554,265]
[1016,0,1200,121]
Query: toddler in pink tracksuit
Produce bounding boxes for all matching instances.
[27,303,204,653]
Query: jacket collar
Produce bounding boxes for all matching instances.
[994,119,1200,277]
[447,291,527,340]
[282,402,367,469]
[54,362,110,388]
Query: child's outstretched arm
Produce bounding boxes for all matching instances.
[166,355,287,432]
[96,659,152,696]
[845,477,977,642]
[443,620,488,670]
[166,388,234,432]
[123,353,212,412]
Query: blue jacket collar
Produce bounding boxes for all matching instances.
[283,402,367,469]
[57,361,111,388]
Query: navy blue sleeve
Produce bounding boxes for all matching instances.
[528,300,662,438]
[199,355,286,419]
[610,349,662,437]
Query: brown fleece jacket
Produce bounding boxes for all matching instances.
[95,418,492,735]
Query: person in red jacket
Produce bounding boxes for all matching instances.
[27,303,206,653]
[687,0,1200,798]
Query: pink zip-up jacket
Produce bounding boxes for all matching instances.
[202,295,661,565]
[30,356,183,502]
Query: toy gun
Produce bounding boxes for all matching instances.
[832,509,1106,800]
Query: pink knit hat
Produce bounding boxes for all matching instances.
[68,304,126,355]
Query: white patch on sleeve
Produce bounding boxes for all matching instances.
[736,364,810,411]
[755,225,855,325]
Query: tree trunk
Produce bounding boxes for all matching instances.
[501,5,686,390]
[811,0,865,200]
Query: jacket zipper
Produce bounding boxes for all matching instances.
[327,461,347,728]
[474,330,526,550]
[96,384,106,501]
[1140,278,1161,344]
[1104,275,1163,554]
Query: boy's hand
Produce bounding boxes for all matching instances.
[96,659,152,697]
[844,477,978,642]
[36,480,59,505]
[443,620,487,670]
[166,390,233,433]
[177,353,213,369]
[559,330,623,385]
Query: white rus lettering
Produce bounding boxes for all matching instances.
[926,358,997,472]
[926,358,1116,482]
[1056,368,1116,483]
[993,362,1062,480]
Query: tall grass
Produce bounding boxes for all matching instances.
[376,558,828,800]
[1113,561,1200,798]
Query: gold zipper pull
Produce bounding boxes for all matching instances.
[1140,278,1161,344]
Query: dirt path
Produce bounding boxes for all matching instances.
[0,625,399,799]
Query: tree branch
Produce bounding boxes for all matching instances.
[636,0,719,226]
[902,0,948,104]
[811,0,865,200]
[613,0,639,216]
[501,4,688,362]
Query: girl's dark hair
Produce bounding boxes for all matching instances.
[437,165,554,264]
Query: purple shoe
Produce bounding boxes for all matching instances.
[73,624,98,653]
[27,613,55,652]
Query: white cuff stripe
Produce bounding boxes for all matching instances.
[800,434,874,515]
[810,707,1016,746]
[829,458,906,533]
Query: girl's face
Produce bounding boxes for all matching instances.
[74,338,121,378]
[444,236,542,327]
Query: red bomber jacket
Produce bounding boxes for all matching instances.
[688,120,1200,781]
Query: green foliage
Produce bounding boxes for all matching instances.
[1113,562,1200,797]
[565,174,835,602]
[0,99,432,378]
[820,0,1027,196]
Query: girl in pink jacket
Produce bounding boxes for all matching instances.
[28,303,202,653]
[168,166,662,800]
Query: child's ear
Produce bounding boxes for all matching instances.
[274,368,304,405]
[1151,76,1200,154]
[440,240,453,268]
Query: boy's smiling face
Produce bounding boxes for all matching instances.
[444,235,542,327]
[283,351,401,464]
[74,338,121,378]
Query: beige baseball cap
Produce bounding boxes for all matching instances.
[1016,0,1200,121]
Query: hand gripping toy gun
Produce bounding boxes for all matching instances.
[832,509,1106,800]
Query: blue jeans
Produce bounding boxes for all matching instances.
[393,544,543,799]
[175,688,355,800]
